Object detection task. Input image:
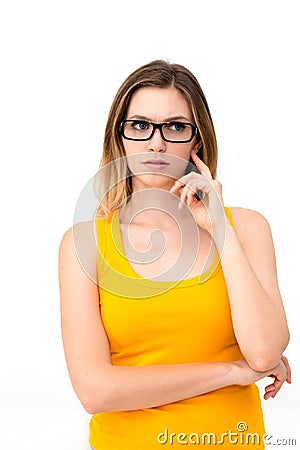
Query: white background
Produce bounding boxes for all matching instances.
[0,1,299,449]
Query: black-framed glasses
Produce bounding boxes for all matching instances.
[119,120,198,143]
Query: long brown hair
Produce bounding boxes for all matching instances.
[95,60,218,218]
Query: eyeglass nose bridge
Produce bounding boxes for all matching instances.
[148,122,167,141]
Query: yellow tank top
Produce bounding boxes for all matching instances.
[89,206,265,449]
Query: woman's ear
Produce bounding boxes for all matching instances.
[193,139,202,153]
[194,142,203,158]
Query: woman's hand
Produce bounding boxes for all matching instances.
[232,355,291,400]
[263,355,292,400]
[169,150,225,234]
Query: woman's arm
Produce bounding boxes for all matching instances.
[214,207,290,372]
[58,224,283,414]
[170,153,290,376]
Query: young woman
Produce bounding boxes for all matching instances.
[58,60,291,449]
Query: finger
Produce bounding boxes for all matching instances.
[178,184,195,209]
[265,379,283,399]
[264,390,277,400]
[264,389,276,400]
[191,150,213,181]
[281,355,292,383]
[187,187,198,206]
[264,381,278,399]
[265,382,276,392]
[170,178,188,194]
[172,177,195,201]
[269,376,283,390]
[271,384,282,398]
[170,172,203,192]
[264,393,272,400]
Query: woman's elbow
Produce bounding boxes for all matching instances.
[81,391,109,415]
[246,329,290,373]
[82,399,104,415]
[248,357,280,373]
[75,376,111,415]
[247,347,288,372]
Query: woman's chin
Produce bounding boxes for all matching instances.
[131,173,177,191]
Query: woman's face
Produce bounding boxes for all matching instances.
[121,87,199,191]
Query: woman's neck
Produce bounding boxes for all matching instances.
[120,186,191,229]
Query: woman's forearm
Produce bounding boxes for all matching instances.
[214,218,289,371]
[84,361,235,414]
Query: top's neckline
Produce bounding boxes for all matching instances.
[109,208,224,288]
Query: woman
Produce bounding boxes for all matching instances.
[58,60,291,449]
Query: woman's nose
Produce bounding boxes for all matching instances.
[147,128,167,152]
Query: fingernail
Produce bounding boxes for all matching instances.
[178,200,184,210]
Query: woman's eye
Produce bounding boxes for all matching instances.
[169,122,186,132]
[132,121,149,130]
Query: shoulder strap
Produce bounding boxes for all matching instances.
[224,206,235,229]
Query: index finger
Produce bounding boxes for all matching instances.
[191,150,213,181]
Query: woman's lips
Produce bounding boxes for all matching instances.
[142,160,170,170]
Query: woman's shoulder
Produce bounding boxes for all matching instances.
[225,207,280,290]
[226,206,272,247]
[59,220,96,244]
[228,206,270,228]
[59,213,116,258]
[59,220,98,259]
[59,220,99,283]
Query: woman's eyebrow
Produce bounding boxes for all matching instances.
[127,114,191,122]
